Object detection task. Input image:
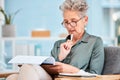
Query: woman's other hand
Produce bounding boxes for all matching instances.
[41,62,79,75]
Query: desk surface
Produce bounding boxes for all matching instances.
[55,74,120,80]
[0,71,18,78]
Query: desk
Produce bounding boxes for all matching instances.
[0,71,18,78]
[55,75,120,80]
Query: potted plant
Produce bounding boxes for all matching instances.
[0,7,20,37]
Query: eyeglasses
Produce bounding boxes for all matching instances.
[61,16,84,28]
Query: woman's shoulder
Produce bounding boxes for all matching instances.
[84,33,103,46]
[87,33,102,42]
[87,34,103,47]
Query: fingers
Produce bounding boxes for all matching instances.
[66,40,73,45]
[64,44,70,50]
[59,40,73,61]
[55,62,62,65]
[62,40,73,50]
[49,65,63,73]
[44,62,63,73]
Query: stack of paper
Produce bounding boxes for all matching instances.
[9,56,55,65]
[59,70,98,77]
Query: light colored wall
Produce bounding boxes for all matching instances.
[0,0,4,37]
[3,0,117,36]
[5,0,66,37]
[87,0,109,37]
[0,0,6,70]
[0,0,4,8]
[5,0,115,38]
[0,0,4,54]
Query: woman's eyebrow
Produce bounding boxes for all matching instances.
[64,18,78,21]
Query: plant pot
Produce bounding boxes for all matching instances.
[2,24,16,37]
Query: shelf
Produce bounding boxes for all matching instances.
[0,37,64,70]
[0,37,64,41]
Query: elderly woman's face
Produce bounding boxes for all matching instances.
[62,10,88,35]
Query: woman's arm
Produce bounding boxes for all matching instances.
[88,37,104,74]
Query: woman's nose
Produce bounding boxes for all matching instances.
[66,24,73,29]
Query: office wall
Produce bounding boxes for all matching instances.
[5,0,112,37]
[86,0,110,37]
[5,0,66,37]
[0,0,4,37]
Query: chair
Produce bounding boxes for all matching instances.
[0,47,120,79]
[102,47,120,75]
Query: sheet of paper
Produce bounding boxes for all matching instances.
[9,56,55,65]
[59,70,98,77]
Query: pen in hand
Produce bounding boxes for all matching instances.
[58,34,74,61]
[70,34,73,41]
[65,34,73,50]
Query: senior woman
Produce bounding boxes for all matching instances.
[6,0,104,80]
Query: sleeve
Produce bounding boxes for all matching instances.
[51,41,60,61]
[88,37,104,74]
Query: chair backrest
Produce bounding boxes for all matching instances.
[102,47,120,75]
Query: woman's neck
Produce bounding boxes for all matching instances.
[72,31,85,44]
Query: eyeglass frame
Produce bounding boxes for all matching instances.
[61,16,85,28]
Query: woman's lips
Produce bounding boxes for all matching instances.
[69,30,75,33]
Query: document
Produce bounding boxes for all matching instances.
[59,70,98,77]
[9,55,55,65]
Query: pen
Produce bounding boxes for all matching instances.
[70,34,73,41]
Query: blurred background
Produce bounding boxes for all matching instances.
[0,0,120,71]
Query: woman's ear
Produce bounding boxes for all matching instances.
[83,16,88,26]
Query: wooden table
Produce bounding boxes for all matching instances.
[0,71,120,80]
[55,74,120,80]
[0,71,18,78]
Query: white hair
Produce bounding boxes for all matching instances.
[59,0,88,16]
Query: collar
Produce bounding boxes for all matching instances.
[80,32,90,43]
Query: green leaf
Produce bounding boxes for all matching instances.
[0,7,21,25]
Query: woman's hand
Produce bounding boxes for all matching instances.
[41,62,79,75]
[54,62,79,73]
[58,40,73,61]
